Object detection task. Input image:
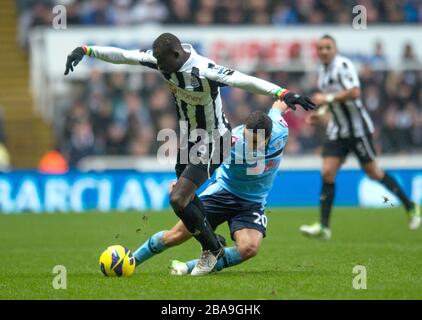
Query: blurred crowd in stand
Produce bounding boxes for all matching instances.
[15,0,422,166]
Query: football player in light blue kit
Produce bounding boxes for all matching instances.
[132,100,293,275]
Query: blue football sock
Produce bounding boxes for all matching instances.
[186,259,197,273]
[185,247,243,273]
[133,231,167,266]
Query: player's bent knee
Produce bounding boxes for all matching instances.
[169,192,187,214]
[366,171,378,180]
[321,169,336,183]
[238,243,260,260]
[365,168,383,181]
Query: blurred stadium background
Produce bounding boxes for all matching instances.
[0,0,421,213]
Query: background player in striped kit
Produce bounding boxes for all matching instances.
[300,35,420,240]
[64,32,315,274]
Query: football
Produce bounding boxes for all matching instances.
[99,245,136,277]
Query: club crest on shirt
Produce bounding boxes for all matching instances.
[191,76,200,88]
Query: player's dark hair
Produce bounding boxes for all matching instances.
[320,34,337,46]
[245,111,273,140]
[153,33,182,52]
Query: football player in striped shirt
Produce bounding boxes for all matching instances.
[65,33,314,275]
[300,35,420,240]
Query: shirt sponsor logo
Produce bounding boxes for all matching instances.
[166,81,207,105]
[191,76,200,88]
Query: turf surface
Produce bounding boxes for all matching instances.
[0,208,421,299]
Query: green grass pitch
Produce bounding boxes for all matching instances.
[0,208,421,299]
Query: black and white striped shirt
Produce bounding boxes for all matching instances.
[318,55,374,140]
[88,44,282,143]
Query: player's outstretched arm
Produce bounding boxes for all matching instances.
[204,64,315,111]
[64,45,157,75]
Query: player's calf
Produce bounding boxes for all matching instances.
[364,162,418,229]
[162,221,192,247]
[132,231,168,266]
[132,224,192,268]
[170,178,223,254]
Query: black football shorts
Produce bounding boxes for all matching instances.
[322,134,377,165]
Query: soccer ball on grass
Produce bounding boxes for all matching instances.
[99,245,135,277]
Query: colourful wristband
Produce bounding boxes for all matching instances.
[275,88,289,100]
[82,45,92,56]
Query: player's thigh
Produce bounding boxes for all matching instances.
[175,146,206,190]
[351,135,377,167]
[178,132,230,187]
[162,220,192,247]
[179,163,209,188]
[228,205,267,242]
[200,184,237,231]
[233,228,263,259]
[208,130,232,173]
[321,139,347,181]
[322,138,349,161]
[175,144,207,188]
[174,161,186,180]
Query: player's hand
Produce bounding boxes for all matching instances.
[64,47,85,75]
[272,100,291,115]
[305,113,321,125]
[311,93,328,106]
[282,91,315,111]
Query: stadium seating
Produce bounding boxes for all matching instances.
[0,1,53,167]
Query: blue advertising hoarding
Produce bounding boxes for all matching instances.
[0,169,421,213]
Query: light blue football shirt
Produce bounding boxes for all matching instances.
[202,107,289,206]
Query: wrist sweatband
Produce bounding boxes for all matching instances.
[275,88,289,100]
[82,45,92,56]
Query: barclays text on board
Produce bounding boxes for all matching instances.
[0,170,421,214]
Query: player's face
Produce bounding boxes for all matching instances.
[317,38,337,64]
[152,48,179,73]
